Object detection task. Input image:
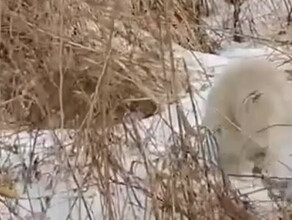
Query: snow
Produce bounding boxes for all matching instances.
[0,43,290,219]
[2,1,292,217]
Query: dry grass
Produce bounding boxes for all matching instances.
[0,0,218,130]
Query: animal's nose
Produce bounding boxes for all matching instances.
[252,166,262,174]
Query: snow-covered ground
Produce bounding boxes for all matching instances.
[1,0,292,218]
[0,43,291,219]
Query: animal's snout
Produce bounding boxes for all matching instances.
[252,166,262,174]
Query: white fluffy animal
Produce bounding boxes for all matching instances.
[202,59,292,175]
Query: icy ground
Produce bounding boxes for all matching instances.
[0,43,291,219]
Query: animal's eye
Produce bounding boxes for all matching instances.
[251,92,262,103]
[243,90,263,105]
[254,151,266,158]
[215,126,222,135]
[242,90,263,113]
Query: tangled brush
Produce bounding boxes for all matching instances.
[0,0,218,130]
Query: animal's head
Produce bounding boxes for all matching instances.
[236,83,292,175]
[247,146,269,175]
[243,134,282,176]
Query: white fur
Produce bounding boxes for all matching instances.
[202,59,292,175]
